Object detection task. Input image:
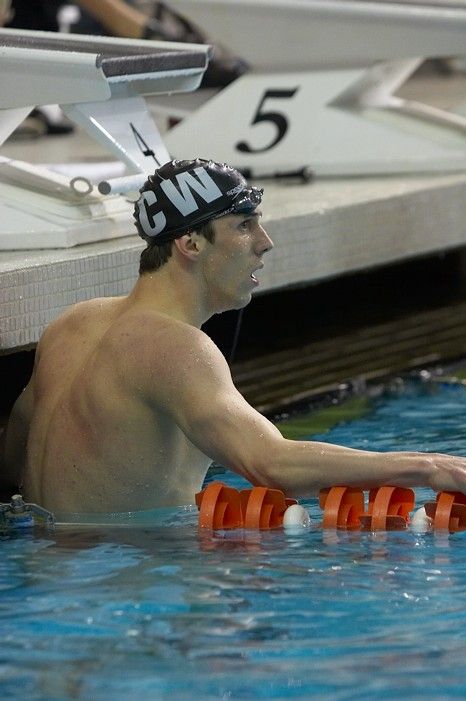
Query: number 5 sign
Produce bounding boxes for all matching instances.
[165,73,311,176]
[165,67,466,177]
[236,89,299,154]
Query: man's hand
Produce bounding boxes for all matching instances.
[427,453,466,495]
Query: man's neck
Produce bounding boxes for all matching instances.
[128,264,210,328]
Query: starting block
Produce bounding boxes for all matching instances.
[0,28,210,249]
[162,0,466,177]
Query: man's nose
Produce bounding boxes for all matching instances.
[257,227,274,254]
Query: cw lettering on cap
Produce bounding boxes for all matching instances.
[138,166,223,238]
[139,190,166,237]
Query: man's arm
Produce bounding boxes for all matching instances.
[147,326,466,497]
[1,379,34,495]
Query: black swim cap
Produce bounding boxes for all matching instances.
[134,159,263,244]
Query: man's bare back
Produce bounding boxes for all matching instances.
[5,158,466,514]
[20,297,212,513]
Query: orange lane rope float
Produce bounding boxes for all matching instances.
[195,482,466,533]
[423,491,466,532]
[195,481,298,530]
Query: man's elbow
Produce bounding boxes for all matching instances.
[234,437,288,491]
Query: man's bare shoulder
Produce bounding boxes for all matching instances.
[49,297,115,323]
[115,309,224,368]
[111,309,230,397]
[38,297,120,345]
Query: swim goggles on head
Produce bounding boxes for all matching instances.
[211,186,264,220]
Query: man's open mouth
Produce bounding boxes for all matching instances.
[250,263,263,284]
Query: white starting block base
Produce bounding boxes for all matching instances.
[159,0,466,177]
[2,171,466,351]
[0,29,210,250]
[0,159,131,249]
[164,67,466,178]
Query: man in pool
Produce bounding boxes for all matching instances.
[3,158,466,513]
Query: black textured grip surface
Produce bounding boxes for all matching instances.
[0,33,208,76]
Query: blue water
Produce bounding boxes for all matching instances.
[2,380,466,700]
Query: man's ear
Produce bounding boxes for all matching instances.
[173,232,207,261]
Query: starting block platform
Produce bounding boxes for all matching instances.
[161,0,466,176]
[0,28,210,250]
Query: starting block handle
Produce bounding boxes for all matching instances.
[98,173,147,196]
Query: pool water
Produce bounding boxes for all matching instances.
[2,380,466,700]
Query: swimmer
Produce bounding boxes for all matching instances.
[3,158,466,513]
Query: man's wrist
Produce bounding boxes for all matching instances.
[393,451,434,489]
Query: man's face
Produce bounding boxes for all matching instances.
[199,209,274,313]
